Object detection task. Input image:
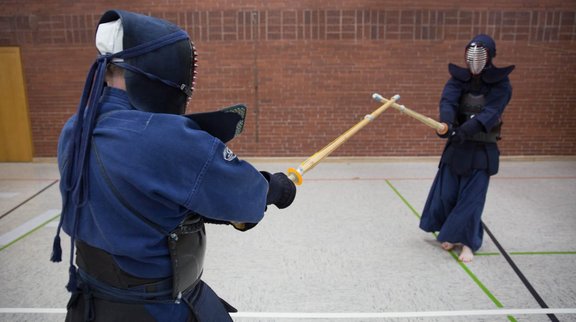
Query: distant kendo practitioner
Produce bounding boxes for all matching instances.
[419,34,514,262]
[51,10,296,321]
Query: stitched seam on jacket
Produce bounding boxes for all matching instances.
[185,137,219,208]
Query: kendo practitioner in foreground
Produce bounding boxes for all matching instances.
[51,10,296,321]
[419,34,514,262]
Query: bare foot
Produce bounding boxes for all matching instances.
[458,245,474,263]
[441,242,454,251]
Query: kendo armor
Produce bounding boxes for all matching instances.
[448,34,514,85]
[447,34,515,144]
[97,11,247,142]
[465,42,489,76]
[99,10,206,300]
[68,10,206,302]
[97,10,198,115]
[457,93,501,143]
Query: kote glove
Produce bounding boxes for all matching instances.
[261,172,297,209]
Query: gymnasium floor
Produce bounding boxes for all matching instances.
[0,158,575,321]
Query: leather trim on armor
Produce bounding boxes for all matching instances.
[448,63,471,82]
[482,65,515,84]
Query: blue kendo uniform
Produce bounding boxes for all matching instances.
[58,87,265,321]
[51,10,296,322]
[419,34,514,252]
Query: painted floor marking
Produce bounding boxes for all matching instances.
[44,220,60,228]
[0,209,60,249]
[0,308,574,318]
[305,175,576,182]
[0,180,59,220]
[232,309,575,318]
[477,251,576,256]
[0,192,19,198]
[384,179,515,321]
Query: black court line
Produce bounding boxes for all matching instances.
[0,180,59,220]
[384,180,517,321]
[482,222,559,322]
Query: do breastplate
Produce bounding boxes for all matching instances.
[458,93,501,143]
[458,93,485,124]
[168,214,206,299]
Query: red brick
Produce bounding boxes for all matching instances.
[1,1,575,157]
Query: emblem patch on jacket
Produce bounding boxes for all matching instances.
[223,147,237,161]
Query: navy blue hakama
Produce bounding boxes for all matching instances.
[419,164,489,251]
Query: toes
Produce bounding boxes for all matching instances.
[441,242,454,250]
[459,246,474,262]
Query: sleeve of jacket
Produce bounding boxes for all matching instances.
[184,137,268,224]
[118,114,269,225]
[472,78,512,132]
[438,78,463,125]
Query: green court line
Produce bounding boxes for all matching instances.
[0,214,60,252]
[385,180,517,322]
[477,251,576,256]
[385,180,422,221]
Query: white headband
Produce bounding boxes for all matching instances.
[95,19,124,61]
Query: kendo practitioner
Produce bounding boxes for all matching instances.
[50,10,296,321]
[419,34,514,262]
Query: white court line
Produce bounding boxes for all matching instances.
[232,309,576,318]
[0,308,574,318]
[44,221,60,228]
[0,192,19,199]
[0,209,60,247]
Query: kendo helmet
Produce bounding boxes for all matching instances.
[465,34,496,76]
[95,10,198,115]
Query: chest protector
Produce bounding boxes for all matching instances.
[168,214,206,299]
[457,93,501,143]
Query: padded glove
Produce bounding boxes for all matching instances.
[436,123,453,139]
[261,172,297,209]
[450,119,483,144]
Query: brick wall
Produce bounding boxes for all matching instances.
[1,1,575,157]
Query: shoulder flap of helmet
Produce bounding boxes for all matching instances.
[448,63,471,82]
[184,104,247,143]
[482,65,515,84]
